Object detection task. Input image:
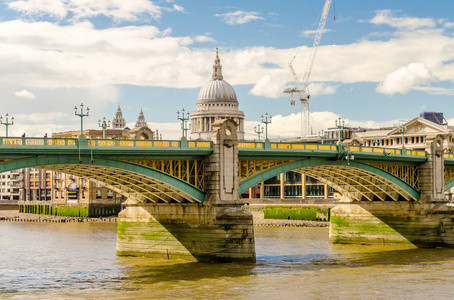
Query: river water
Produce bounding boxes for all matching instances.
[1,222,454,299]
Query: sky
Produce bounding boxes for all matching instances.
[0,0,454,140]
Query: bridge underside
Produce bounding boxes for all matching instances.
[239,159,419,202]
[0,156,205,204]
[293,165,415,201]
[44,164,201,204]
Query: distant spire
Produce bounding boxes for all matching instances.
[135,107,148,127]
[112,102,126,129]
[211,47,223,80]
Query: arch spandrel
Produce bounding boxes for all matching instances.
[238,159,420,201]
[0,157,205,203]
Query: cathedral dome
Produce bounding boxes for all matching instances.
[191,48,244,141]
[197,79,237,103]
[196,48,237,104]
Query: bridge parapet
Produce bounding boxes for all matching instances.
[0,137,213,149]
[239,141,426,160]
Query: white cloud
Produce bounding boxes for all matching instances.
[250,74,337,99]
[414,86,454,96]
[215,10,264,25]
[376,62,438,95]
[15,112,67,124]
[0,10,453,101]
[369,10,436,30]
[7,0,68,19]
[172,4,185,13]
[307,82,338,96]
[244,111,402,141]
[7,112,69,137]
[444,21,454,28]
[249,73,288,98]
[301,28,333,38]
[14,89,36,99]
[6,0,163,22]
[147,122,181,140]
[194,35,215,43]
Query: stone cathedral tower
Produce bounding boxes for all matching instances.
[112,103,126,129]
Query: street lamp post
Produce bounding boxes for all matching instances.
[74,103,89,138]
[261,113,272,141]
[318,129,326,144]
[399,125,407,149]
[98,117,111,139]
[254,124,264,142]
[177,108,190,139]
[334,117,345,143]
[0,113,14,137]
[374,135,381,147]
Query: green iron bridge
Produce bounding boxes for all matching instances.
[0,136,453,204]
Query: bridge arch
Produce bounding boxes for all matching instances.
[0,156,205,203]
[238,159,419,201]
[444,179,454,192]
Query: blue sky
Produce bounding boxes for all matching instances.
[0,0,453,139]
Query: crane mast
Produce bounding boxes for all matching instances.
[283,0,331,140]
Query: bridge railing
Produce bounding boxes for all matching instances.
[0,137,213,149]
[238,142,337,151]
[346,145,426,157]
[0,137,428,158]
[238,141,427,157]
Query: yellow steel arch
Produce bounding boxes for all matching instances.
[238,159,418,201]
[293,165,413,201]
[44,164,202,204]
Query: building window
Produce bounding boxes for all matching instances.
[96,183,102,188]
[96,191,102,199]
[107,190,113,198]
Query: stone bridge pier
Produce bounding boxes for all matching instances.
[330,135,454,248]
[116,119,256,262]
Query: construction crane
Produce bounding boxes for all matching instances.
[283,0,332,140]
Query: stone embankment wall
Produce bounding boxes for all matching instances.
[253,218,328,227]
[0,210,117,223]
[18,201,121,218]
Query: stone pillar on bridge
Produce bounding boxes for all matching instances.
[419,134,445,202]
[330,135,454,248]
[116,119,256,262]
